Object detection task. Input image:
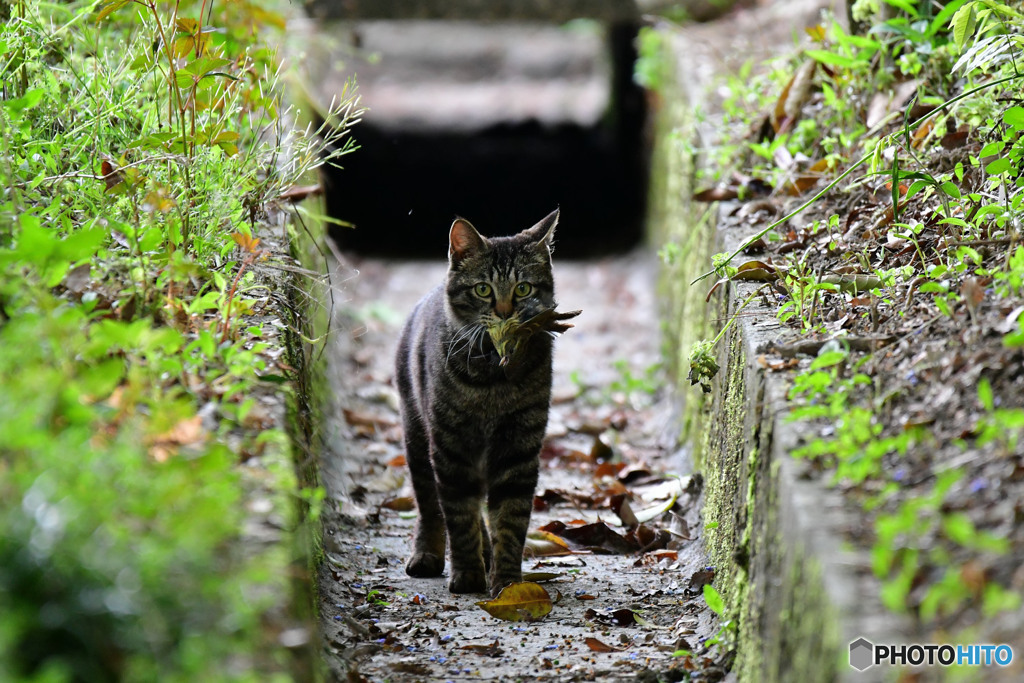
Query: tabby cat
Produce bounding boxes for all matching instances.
[395,209,561,595]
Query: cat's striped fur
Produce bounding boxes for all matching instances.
[395,210,559,595]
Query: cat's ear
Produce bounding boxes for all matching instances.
[523,208,559,255]
[449,217,486,263]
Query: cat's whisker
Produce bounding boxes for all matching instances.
[466,326,487,363]
[445,322,478,365]
[446,322,492,366]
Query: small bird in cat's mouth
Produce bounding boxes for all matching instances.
[487,307,581,370]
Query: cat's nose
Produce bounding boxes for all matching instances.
[494,299,514,318]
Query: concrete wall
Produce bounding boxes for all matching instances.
[648,4,911,680]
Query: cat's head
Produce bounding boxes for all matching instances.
[444,209,558,334]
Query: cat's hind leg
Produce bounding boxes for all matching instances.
[404,421,446,578]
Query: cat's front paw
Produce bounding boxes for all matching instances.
[448,569,487,594]
[406,552,444,578]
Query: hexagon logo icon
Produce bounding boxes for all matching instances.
[849,638,874,671]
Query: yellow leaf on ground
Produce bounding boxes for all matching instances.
[524,531,572,557]
[475,582,553,622]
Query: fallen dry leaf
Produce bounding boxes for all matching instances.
[585,637,626,653]
[389,661,430,675]
[757,355,801,372]
[617,464,654,484]
[960,560,986,596]
[772,58,816,133]
[539,443,591,464]
[627,524,671,553]
[533,488,570,511]
[911,119,934,148]
[590,435,614,463]
[961,276,985,322]
[100,158,126,192]
[524,531,572,558]
[732,260,780,282]
[380,496,415,512]
[459,639,505,657]
[997,305,1024,334]
[343,408,398,431]
[693,186,740,202]
[686,567,716,595]
[148,414,205,462]
[941,129,969,149]
[633,549,679,567]
[63,263,92,293]
[476,582,553,622]
[610,493,639,527]
[539,520,638,554]
[594,461,626,479]
[784,158,832,196]
[593,479,630,501]
[362,468,405,493]
[865,79,921,129]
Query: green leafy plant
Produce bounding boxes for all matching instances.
[975,378,1024,454]
[871,467,1018,620]
[702,584,737,652]
[1,0,360,678]
[610,359,661,398]
[776,259,841,332]
[633,26,667,92]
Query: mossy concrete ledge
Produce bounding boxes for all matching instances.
[650,13,910,683]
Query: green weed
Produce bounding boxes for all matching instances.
[1,0,361,678]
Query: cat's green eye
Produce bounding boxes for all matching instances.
[514,282,533,297]
[473,283,492,298]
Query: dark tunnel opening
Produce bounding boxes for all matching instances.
[319,22,650,258]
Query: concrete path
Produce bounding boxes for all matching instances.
[317,251,725,681]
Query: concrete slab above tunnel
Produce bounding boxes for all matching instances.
[303,0,642,22]
[300,5,650,257]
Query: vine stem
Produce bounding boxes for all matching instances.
[689,71,1024,286]
[220,249,263,343]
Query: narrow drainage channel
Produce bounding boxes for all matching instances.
[318,251,724,681]
[309,15,726,681]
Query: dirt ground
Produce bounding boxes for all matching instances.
[317,252,728,682]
